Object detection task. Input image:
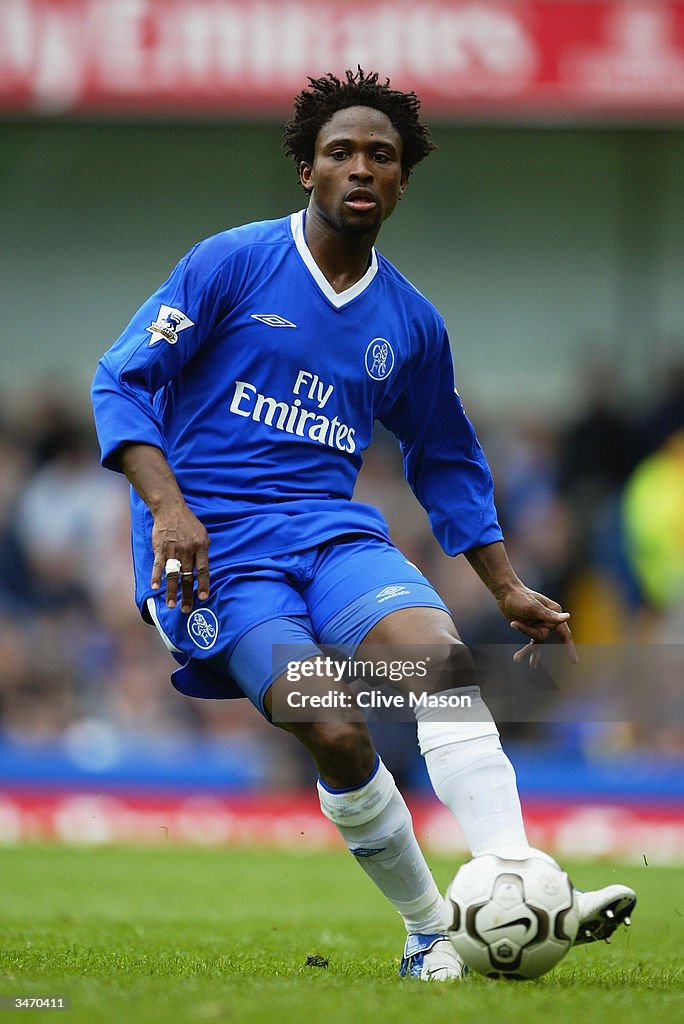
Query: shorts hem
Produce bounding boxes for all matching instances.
[318,594,451,654]
[225,609,311,664]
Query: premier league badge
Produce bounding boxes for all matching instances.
[146,305,195,346]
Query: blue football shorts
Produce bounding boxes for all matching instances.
[146,534,450,715]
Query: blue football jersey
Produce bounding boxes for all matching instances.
[92,210,502,609]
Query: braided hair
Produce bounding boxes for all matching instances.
[283,68,435,175]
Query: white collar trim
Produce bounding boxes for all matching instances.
[290,210,378,308]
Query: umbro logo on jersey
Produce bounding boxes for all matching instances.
[146,305,194,346]
[250,314,297,328]
[376,586,410,603]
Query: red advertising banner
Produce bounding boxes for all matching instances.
[1,790,682,862]
[1,0,684,118]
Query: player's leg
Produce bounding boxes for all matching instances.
[358,606,530,855]
[305,532,636,951]
[301,539,489,977]
[148,556,455,972]
[146,566,459,978]
[307,540,529,856]
[358,606,636,946]
[261,662,458,974]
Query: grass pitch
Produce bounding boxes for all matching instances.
[0,844,681,1024]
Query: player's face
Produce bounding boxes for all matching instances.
[300,106,409,237]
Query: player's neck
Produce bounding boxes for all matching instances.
[303,208,378,294]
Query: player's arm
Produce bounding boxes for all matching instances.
[380,326,503,555]
[92,235,230,472]
[92,238,232,610]
[464,540,577,667]
[380,326,575,666]
[118,442,210,613]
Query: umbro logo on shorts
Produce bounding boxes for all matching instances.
[250,314,297,328]
[375,585,410,603]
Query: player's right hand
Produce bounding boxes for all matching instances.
[150,505,210,613]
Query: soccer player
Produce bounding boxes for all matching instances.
[92,69,636,980]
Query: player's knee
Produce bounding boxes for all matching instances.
[424,640,476,692]
[413,620,476,679]
[307,719,374,761]
[296,720,376,785]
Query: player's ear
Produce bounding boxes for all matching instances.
[299,161,314,194]
[399,169,411,198]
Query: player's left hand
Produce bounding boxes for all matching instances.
[497,586,578,668]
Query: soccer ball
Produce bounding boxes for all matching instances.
[446,846,579,979]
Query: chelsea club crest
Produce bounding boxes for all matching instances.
[365,338,395,380]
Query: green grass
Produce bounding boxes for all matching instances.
[0,845,681,1023]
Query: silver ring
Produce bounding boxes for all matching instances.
[181,571,194,577]
[164,558,182,576]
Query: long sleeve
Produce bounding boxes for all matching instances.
[91,236,229,471]
[380,327,503,555]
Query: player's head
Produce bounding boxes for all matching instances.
[283,68,435,180]
[284,69,435,234]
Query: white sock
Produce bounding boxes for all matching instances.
[416,687,529,857]
[317,756,447,934]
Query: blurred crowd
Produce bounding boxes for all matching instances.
[0,359,683,785]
